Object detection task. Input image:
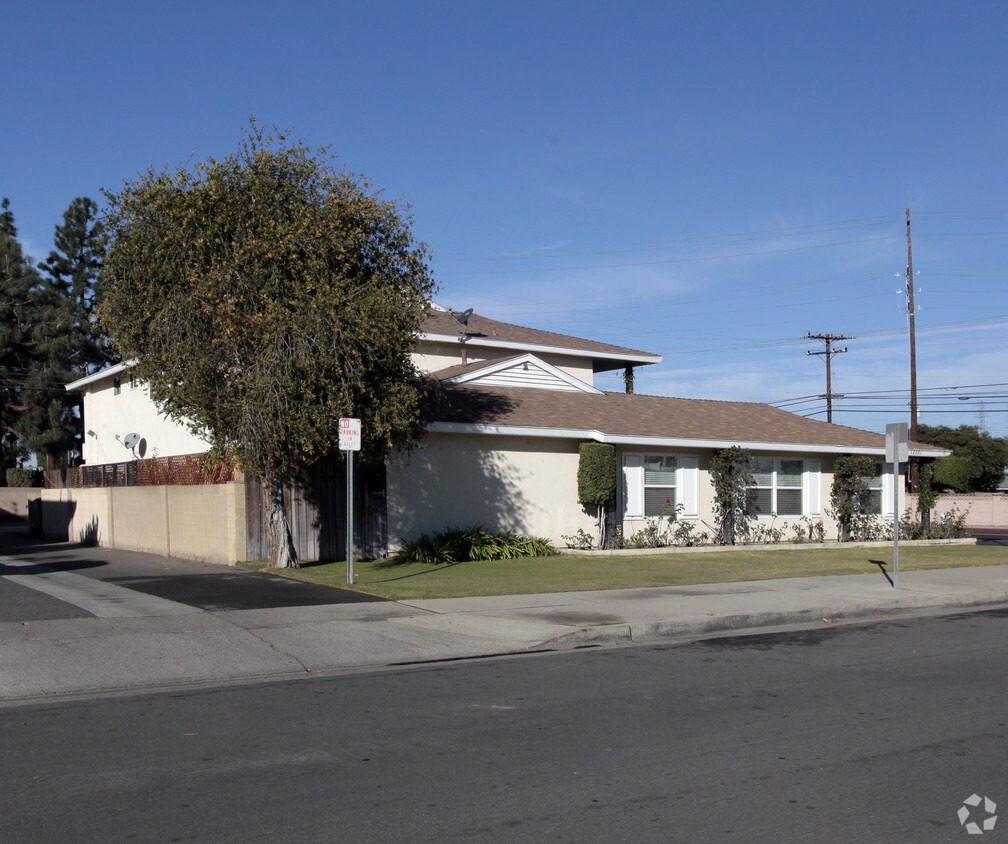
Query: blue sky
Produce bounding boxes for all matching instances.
[6,1,1007,437]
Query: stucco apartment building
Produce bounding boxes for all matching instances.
[55,304,946,562]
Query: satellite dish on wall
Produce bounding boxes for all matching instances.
[136,438,147,459]
[122,432,141,450]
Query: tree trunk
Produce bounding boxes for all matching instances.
[264,475,299,568]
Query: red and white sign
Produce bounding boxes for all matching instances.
[338,417,361,452]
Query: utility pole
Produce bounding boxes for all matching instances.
[806,332,853,423]
[906,208,919,492]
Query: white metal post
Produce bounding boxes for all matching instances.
[346,449,354,585]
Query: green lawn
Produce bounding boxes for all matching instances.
[238,543,1008,601]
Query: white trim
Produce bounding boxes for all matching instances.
[803,459,822,516]
[443,353,602,394]
[678,454,699,518]
[425,421,944,457]
[623,454,644,519]
[65,362,132,391]
[420,332,663,366]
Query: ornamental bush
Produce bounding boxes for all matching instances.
[5,468,43,487]
[577,442,616,547]
[397,525,558,564]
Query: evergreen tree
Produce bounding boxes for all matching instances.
[0,199,66,473]
[40,197,110,377]
[36,197,110,462]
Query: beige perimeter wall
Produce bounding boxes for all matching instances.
[40,483,247,565]
[907,492,1008,527]
[0,488,40,522]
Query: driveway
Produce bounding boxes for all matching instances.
[0,526,383,621]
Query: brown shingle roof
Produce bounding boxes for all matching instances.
[433,384,948,454]
[429,355,526,382]
[421,308,660,364]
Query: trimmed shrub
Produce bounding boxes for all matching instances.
[577,442,616,548]
[397,525,558,564]
[5,468,43,487]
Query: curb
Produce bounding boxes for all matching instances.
[534,590,1008,650]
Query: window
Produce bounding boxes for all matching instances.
[862,463,885,514]
[623,453,698,519]
[113,377,121,396]
[644,455,676,516]
[747,457,805,517]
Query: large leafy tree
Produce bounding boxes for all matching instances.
[100,122,437,567]
[918,424,1008,492]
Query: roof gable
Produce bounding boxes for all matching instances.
[434,353,601,394]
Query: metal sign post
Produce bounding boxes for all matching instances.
[339,418,361,584]
[886,422,909,588]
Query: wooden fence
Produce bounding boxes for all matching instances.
[244,461,387,562]
[45,454,240,488]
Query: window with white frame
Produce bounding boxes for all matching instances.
[746,457,806,517]
[623,453,699,519]
[643,455,677,516]
[862,462,885,514]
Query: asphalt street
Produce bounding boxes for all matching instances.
[2,608,1006,842]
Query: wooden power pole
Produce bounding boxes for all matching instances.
[806,333,853,423]
[906,208,920,492]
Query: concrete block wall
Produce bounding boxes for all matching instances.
[40,482,247,565]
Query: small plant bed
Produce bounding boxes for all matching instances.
[395,525,558,564]
[564,508,972,551]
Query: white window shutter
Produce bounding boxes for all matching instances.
[678,455,699,517]
[803,459,821,516]
[623,453,643,518]
[882,462,895,517]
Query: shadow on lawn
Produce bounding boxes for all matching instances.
[365,558,463,583]
[869,559,894,587]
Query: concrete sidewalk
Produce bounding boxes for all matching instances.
[3,530,1008,704]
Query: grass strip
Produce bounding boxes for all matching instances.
[239,544,1008,601]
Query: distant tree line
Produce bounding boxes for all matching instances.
[918,424,1008,493]
[0,196,110,481]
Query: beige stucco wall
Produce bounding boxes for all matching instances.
[0,488,40,522]
[387,433,597,547]
[388,439,907,549]
[40,483,246,565]
[81,376,210,465]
